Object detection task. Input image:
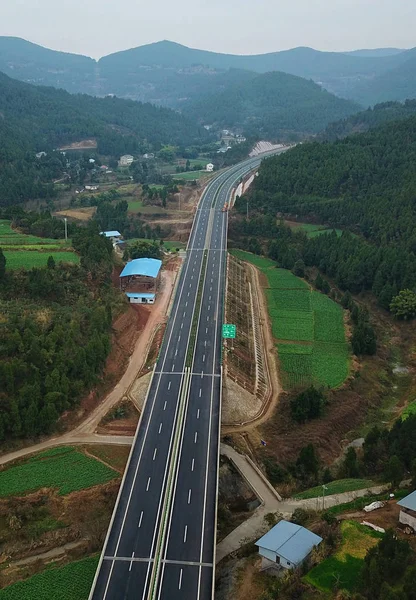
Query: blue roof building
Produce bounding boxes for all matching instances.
[256,520,322,570]
[120,258,162,300]
[398,490,416,532]
[120,258,162,279]
[101,230,122,238]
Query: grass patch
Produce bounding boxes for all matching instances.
[284,221,343,239]
[126,238,185,251]
[127,200,144,213]
[305,521,382,593]
[231,250,349,389]
[229,249,276,269]
[173,170,208,181]
[0,220,69,247]
[0,555,99,600]
[0,446,118,496]
[294,479,374,499]
[3,250,79,270]
[402,400,416,420]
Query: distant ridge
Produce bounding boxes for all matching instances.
[0,37,415,107]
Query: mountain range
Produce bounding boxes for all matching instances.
[0,37,415,108]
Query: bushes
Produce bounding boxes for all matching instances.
[290,386,326,423]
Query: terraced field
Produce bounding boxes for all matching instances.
[229,250,350,389]
[0,220,78,269]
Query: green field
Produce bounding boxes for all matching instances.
[3,250,79,270]
[0,556,99,600]
[230,249,349,389]
[0,446,118,496]
[402,401,416,420]
[0,220,69,247]
[294,478,374,499]
[305,521,382,593]
[285,221,342,238]
[173,170,210,181]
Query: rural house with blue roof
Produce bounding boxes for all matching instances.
[256,520,322,572]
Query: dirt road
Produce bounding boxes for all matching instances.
[0,268,178,467]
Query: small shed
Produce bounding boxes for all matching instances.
[256,520,322,571]
[101,231,122,242]
[206,163,214,172]
[398,490,416,532]
[126,292,156,305]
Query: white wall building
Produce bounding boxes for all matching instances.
[206,163,214,172]
[256,521,322,572]
[119,154,134,167]
[398,491,416,531]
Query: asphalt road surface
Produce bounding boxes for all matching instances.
[89,152,286,600]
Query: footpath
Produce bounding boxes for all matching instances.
[216,444,388,564]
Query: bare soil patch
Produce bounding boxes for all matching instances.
[59,139,97,150]
[222,378,262,426]
[96,400,139,436]
[55,207,96,222]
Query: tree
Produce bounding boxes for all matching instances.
[0,248,5,280]
[390,290,416,320]
[47,255,56,269]
[296,444,319,480]
[384,455,403,488]
[128,240,161,260]
[292,259,305,278]
[343,447,360,478]
[290,386,326,423]
[411,458,416,490]
[361,530,410,598]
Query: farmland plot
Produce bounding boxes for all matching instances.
[230,250,349,389]
[0,446,118,497]
[0,556,99,600]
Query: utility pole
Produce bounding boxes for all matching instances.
[64,217,68,241]
[322,484,328,510]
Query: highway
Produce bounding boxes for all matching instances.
[89,152,285,600]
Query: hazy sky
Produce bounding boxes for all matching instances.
[1,0,415,58]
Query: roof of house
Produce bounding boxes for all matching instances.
[120,258,162,279]
[398,490,416,511]
[256,520,322,565]
[125,292,156,299]
[101,231,121,238]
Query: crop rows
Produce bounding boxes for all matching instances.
[229,249,276,270]
[0,556,99,600]
[3,250,79,270]
[0,446,118,497]
[231,250,349,389]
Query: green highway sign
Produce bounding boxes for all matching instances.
[222,324,236,339]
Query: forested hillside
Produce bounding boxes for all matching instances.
[0,221,117,441]
[321,100,416,141]
[1,37,415,107]
[348,49,416,106]
[233,116,416,309]
[0,71,207,205]
[184,71,360,139]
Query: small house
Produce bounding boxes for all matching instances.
[101,231,122,242]
[206,163,214,172]
[89,158,96,164]
[85,185,99,191]
[125,292,155,305]
[119,154,134,167]
[398,490,416,532]
[256,520,322,572]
